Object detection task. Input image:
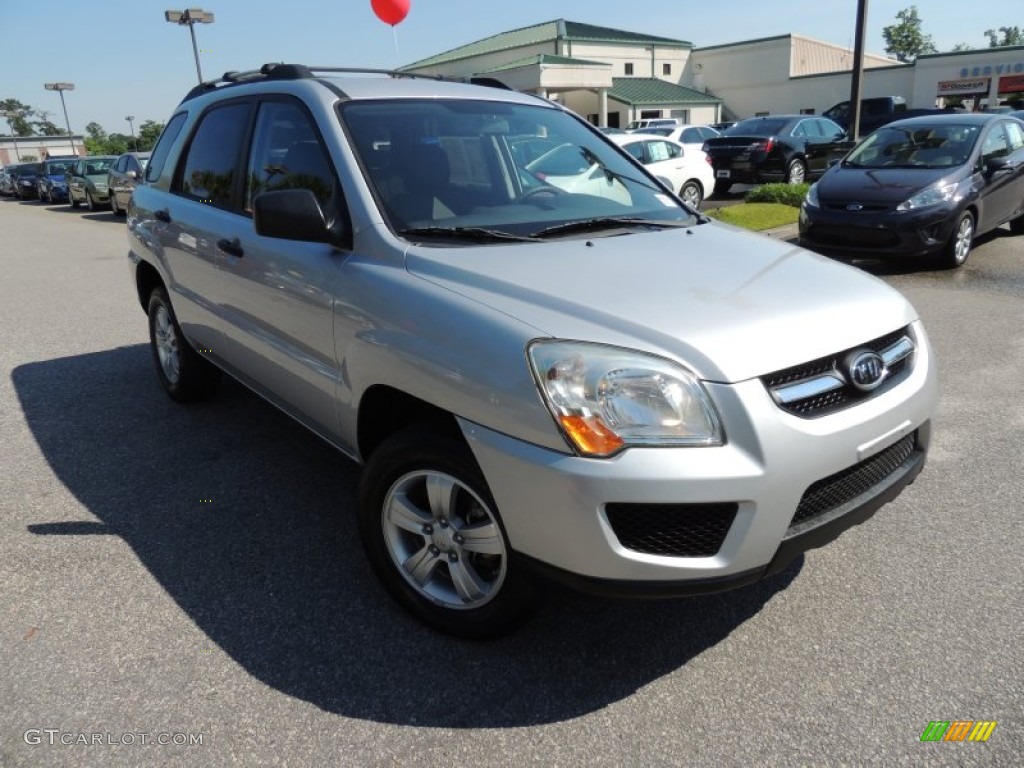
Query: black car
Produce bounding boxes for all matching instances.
[11,162,39,200]
[702,115,852,195]
[799,113,1024,268]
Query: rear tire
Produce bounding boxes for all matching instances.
[679,180,703,209]
[147,287,221,402]
[940,210,974,269]
[786,158,807,184]
[110,193,120,216]
[359,428,536,639]
[85,191,96,212]
[1010,213,1024,235]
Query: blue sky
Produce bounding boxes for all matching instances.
[3,0,1020,134]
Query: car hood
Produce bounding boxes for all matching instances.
[405,223,917,383]
[816,165,960,203]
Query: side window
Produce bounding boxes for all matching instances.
[145,112,188,183]
[175,102,250,209]
[1005,120,1024,151]
[792,121,809,138]
[115,156,128,173]
[246,100,335,211]
[981,124,1010,163]
[819,118,844,138]
[622,141,645,163]
[656,141,681,160]
[682,127,700,143]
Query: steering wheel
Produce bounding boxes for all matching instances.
[519,185,564,202]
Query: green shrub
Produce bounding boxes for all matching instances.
[745,183,811,208]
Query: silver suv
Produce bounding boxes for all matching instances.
[127,64,937,638]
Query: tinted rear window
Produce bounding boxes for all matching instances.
[726,118,789,136]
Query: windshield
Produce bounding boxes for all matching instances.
[844,123,980,168]
[725,118,789,136]
[84,159,113,174]
[44,161,74,175]
[341,99,696,241]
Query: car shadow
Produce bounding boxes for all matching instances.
[12,346,800,727]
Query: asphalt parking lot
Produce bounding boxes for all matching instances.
[1,195,1021,767]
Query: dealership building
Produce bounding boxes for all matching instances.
[401,19,1024,127]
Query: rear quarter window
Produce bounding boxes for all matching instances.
[145,112,188,183]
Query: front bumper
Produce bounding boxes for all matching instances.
[461,323,936,593]
[799,201,960,258]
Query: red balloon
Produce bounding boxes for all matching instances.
[371,0,410,26]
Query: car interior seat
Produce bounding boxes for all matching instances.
[385,141,457,226]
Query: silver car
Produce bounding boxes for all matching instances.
[127,64,937,638]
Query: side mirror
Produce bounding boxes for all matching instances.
[254,188,345,245]
[126,170,137,180]
[986,156,1011,174]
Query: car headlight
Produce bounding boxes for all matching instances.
[804,182,820,208]
[528,341,723,456]
[896,181,956,212]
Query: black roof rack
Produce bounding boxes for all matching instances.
[178,63,510,105]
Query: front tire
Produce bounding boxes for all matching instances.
[85,190,96,212]
[359,428,535,639]
[940,210,974,269]
[70,192,80,209]
[679,180,703,209]
[147,287,221,402]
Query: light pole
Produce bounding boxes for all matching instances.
[165,8,215,84]
[1,112,22,161]
[44,82,76,155]
[126,116,137,150]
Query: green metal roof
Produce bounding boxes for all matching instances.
[481,54,610,74]
[562,21,691,48]
[402,19,691,71]
[608,77,720,106]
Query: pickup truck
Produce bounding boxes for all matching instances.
[823,96,960,136]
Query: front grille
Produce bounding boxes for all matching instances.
[788,433,917,531]
[761,328,913,418]
[605,503,738,557]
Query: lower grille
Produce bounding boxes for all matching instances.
[789,433,917,532]
[805,224,900,247]
[605,503,738,557]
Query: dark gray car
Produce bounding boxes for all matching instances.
[108,151,151,215]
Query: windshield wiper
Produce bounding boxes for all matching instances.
[581,147,664,193]
[399,226,536,243]
[530,216,693,240]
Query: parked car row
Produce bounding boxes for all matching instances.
[0,152,150,215]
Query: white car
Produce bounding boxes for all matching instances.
[642,123,722,149]
[608,133,717,208]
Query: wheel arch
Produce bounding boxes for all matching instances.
[134,261,165,313]
[357,384,462,463]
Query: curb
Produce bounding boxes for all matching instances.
[760,222,800,245]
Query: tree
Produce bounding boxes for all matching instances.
[882,6,938,62]
[0,98,36,136]
[951,42,973,52]
[137,120,165,152]
[985,26,1024,47]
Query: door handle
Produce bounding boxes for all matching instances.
[217,237,244,258]
[154,208,171,223]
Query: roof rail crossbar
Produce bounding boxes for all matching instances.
[177,63,511,106]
